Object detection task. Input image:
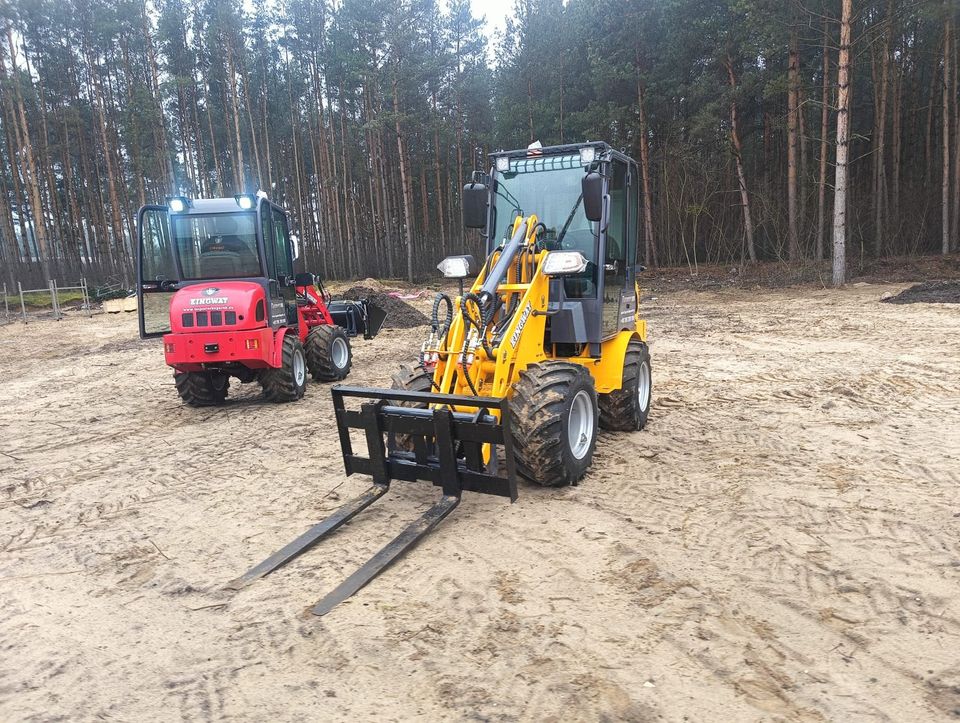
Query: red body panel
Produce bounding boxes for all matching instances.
[165,281,278,371]
[161,280,338,373]
[164,327,275,370]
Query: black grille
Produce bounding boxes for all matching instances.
[183,310,237,328]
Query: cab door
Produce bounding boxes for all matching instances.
[601,160,630,337]
[260,201,297,327]
[137,205,178,338]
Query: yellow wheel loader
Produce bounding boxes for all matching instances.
[229,142,652,615]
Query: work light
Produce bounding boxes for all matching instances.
[437,255,477,279]
[495,156,510,172]
[235,194,256,210]
[167,195,191,213]
[542,251,589,276]
[579,146,596,165]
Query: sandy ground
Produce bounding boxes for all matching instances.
[1,283,959,722]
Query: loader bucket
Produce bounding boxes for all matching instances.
[328,299,387,339]
[227,386,516,616]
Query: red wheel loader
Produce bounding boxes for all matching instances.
[136,194,386,405]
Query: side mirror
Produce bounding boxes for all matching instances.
[582,171,603,222]
[290,233,300,261]
[295,272,315,287]
[462,183,488,229]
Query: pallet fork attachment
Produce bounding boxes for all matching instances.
[227,386,517,616]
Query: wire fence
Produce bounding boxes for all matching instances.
[2,279,95,325]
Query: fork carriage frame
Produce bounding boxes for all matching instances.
[333,386,518,502]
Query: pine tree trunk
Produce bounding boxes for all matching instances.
[833,0,853,286]
[635,58,657,268]
[943,12,952,255]
[393,73,414,283]
[787,32,800,260]
[952,18,960,253]
[432,93,446,257]
[725,56,757,263]
[891,63,903,244]
[7,29,52,283]
[816,15,831,262]
[227,44,245,192]
[873,0,892,256]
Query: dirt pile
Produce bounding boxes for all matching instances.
[881,280,960,304]
[339,284,430,328]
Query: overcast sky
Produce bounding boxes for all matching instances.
[467,0,515,43]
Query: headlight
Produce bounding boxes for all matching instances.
[235,194,256,210]
[542,251,589,276]
[437,255,476,278]
[167,195,190,213]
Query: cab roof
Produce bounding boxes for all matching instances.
[489,141,636,167]
[170,197,280,215]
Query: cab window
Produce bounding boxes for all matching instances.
[272,209,292,279]
[171,213,261,279]
[261,201,275,276]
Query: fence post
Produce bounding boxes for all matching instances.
[18,281,27,324]
[82,278,92,317]
[49,280,60,321]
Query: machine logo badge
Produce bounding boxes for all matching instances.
[510,302,533,348]
[202,287,220,296]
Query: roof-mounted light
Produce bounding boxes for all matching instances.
[166,195,191,214]
[234,194,256,210]
[542,251,589,276]
[495,156,510,173]
[579,146,596,165]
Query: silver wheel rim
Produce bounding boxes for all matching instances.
[568,389,594,460]
[332,337,349,369]
[293,348,306,386]
[637,361,651,412]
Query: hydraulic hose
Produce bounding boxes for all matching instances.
[431,292,453,337]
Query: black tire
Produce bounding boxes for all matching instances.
[510,361,598,487]
[306,325,352,381]
[389,365,434,451]
[174,370,229,407]
[260,334,307,403]
[390,364,434,398]
[598,340,652,431]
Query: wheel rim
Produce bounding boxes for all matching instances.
[567,389,595,460]
[332,336,349,369]
[293,347,306,386]
[637,360,651,412]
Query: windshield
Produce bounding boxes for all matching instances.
[172,212,261,280]
[490,153,595,252]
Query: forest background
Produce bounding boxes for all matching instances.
[0,0,958,288]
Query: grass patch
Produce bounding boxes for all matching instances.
[3,289,87,310]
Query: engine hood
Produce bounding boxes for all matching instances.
[169,281,267,332]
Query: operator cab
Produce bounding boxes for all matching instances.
[463,142,641,349]
[137,194,300,338]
